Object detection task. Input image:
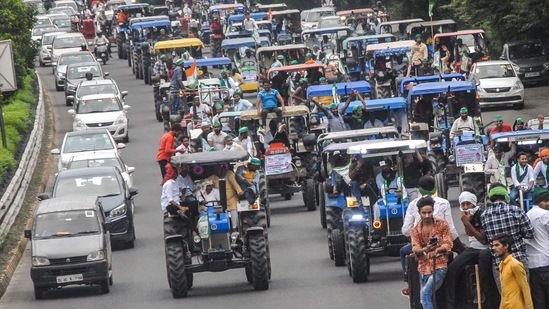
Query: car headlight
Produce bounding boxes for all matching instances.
[350,214,363,221]
[109,204,126,218]
[115,115,127,125]
[476,86,484,93]
[544,62,549,70]
[86,250,105,261]
[32,256,50,266]
[67,83,76,91]
[73,118,85,128]
[52,54,59,62]
[57,71,65,78]
[512,80,523,90]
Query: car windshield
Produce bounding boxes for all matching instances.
[34,210,101,239]
[509,42,545,60]
[55,174,122,197]
[42,33,60,45]
[36,18,52,26]
[77,97,122,114]
[305,10,332,22]
[67,65,102,79]
[58,53,95,65]
[32,27,57,36]
[51,5,76,14]
[69,158,123,170]
[77,84,117,97]
[320,18,342,28]
[53,18,71,28]
[53,36,85,49]
[63,133,115,153]
[475,64,516,79]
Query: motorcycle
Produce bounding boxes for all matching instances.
[96,42,109,65]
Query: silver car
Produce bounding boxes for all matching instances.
[53,51,96,91]
[469,60,525,110]
[68,79,128,107]
[38,31,68,67]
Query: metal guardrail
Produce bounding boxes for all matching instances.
[0,74,44,244]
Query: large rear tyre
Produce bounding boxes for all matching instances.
[144,65,150,84]
[332,228,346,267]
[461,172,486,206]
[435,172,448,200]
[166,242,188,298]
[304,179,317,211]
[249,234,269,290]
[347,226,369,282]
[319,184,326,228]
[259,172,270,227]
[326,206,341,260]
[376,84,391,99]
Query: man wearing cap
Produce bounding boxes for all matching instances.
[170,58,188,114]
[510,151,535,206]
[190,96,211,122]
[400,176,463,296]
[305,53,316,65]
[515,118,528,131]
[271,55,285,69]
[196,122,211,152]
[533,149,549,188]
[157,28,168,41]
[450,107,478,139]
[233,91,253,112]
[219,70,236,97]
[236,158,262,204]
[197,179,220,207]
[233,127,254,155]
[525,188,549,309]
[157,123,184,179]
[263,120,290,150]
[223,134,241,151]
[257,80,285,132]
[485,144,508,185]
[305,33,319,51]
[242,11,257,32]
[410,34,428,76]
[489,115,512,147]
[207,120,227,151]
[153,54,169,78]
[481,182,534,292]
[291,78,308,105]
[338,89,368,130]
[211,103,224,124]
[444,191,491,309]
[311,98,347,132]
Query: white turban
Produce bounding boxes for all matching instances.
[459,191,477,206]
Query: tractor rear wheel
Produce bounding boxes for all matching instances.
[461,172,486,206]
[435,172,448,200]
[326,206,342,260]
[249,234,269,290]
[304,179,317,211]
[332,228,346,267]
[319,183,326,228]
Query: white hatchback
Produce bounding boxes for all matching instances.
[68,94,130,143]
[469,60,525,110]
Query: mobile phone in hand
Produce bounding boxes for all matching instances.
[429,237,438,245]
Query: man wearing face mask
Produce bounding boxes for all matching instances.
[444,191,491,309]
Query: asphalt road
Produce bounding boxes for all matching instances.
[0,52,547,308]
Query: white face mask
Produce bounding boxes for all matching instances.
[460,205,479,215]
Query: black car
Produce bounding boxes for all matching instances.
[48,166,137,248]
[64,62,109,105]
[501,39,549,85]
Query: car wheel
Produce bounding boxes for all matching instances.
[122,132,129,143]
[39,60,45,67]
[55,84,63,92]
[34,285,46,300]
[100,278,110,294]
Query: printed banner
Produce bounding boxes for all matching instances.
[265,153,293,175]
[455,143,484,166]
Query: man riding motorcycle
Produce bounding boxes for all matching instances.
[94,31,112,59]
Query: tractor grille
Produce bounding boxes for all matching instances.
[206,233,230,251]
[50,256,87,265]
[484,87,510,93]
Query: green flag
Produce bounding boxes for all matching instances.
[429,0,436,17]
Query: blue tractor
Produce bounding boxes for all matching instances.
[115,4,152,60]
[165,151,270,298]
[129,20,172,84]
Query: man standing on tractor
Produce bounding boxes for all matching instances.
[485,144,508,185]
[170,58,187,114]
[339,89,368,130]
[411,196,453,309]
[510,151,535,206]
[157,123,184,179]
[236,158,262,205]
[117,8,128,26]
[310,100,346,132]
[242,11,258,32]
[533,149,549,188]
[320,35,335,57]
[305,33,319,51]
[449,107,478,139]
[153,54,169,78]
[257,80,285,133]
[410,34,428,76]
[291,78,308,106]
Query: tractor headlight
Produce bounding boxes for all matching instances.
[350,214,363,221]
[294,159,302,167]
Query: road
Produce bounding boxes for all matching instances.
[0,52,547,308]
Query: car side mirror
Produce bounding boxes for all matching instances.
[51,149,60,155]
[52,62,57,67]
[127,166,135,174]
[123,105,131,111]
[104,72,110,77]
[37,193,50,201]
[121,90,129,97]
[68,109,76,115]
[129,187,139,197]
[24,230,32,239]
[67,95,74,102]
[117,143,126,150]
[47,46,52,50]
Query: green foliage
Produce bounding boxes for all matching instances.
[0,147,16,177]
[0,0,38,88]
[3,101,30,133]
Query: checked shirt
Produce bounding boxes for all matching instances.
[480,201,534,264]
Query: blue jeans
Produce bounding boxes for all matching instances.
[237,178,257,204]
[510,187,532,206]
[171,93,180,114]
[400,243,412,276]
[420,268,447,309]
[351,180,378,206]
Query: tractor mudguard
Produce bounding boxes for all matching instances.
[165,234,185,243]
[245,226,264,236]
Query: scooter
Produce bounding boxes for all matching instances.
[96,42,109,65]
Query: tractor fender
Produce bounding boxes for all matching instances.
[165,234,185,243]
[245,226,264,236]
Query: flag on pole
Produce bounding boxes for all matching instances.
[332,83,339,104]
[267,8,272,21]
[185,59,198,89]
[428,0,436,17]
[252,28,260,45]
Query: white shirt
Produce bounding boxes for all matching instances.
[511,163,534,188]
[190,104,211,121]
[161,179,180,211]
[207,131,227,151]
[450,116,476,138]
[176,174,196,197]
[233,136,254,156]
[484,154,507,184]
[363,119,384,129]
[197,188,220,205]
[525,205,549,268]
[533,161,549,188]
[242,18,257,32]
[234,98,254,112]
[401,196,459,239]
[321,40,335,53]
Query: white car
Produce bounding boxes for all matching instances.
[53,51,96,91]
[50,32,88,65]
[68,94,130,143]
[68,79,128,107]
[66,152,135,188]
[469,60,525,110]
[38,31,67,67]
[301,7,335,30]
[31,25,58,42]
[51,129,125,171]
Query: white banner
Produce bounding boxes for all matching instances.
[265,153,293,175]
[455,144,484,166]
